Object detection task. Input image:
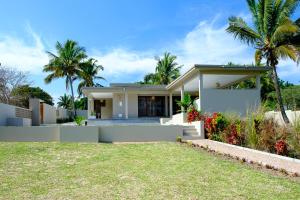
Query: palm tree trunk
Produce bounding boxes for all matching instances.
[271,65,290,124]
[69,78,77,118]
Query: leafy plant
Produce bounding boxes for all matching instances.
[204,112,228,141]
[275,140,288,156]
[74,116,85,126]
[176,94,192,112]
[187,106,202,123]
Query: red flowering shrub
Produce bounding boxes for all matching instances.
[204,112,228,141]
[223,122,245,146]
[275,140,288,156]
[187,106,202,123]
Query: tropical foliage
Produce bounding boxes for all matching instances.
[226,0,300,123]
[11,85,53,108]
[57,94,72,110]
[44,40,104,116]
[176,93,192,112]
[44,40,87,116]
[77,58,105,96]
[140,52,182,85]
[201,111,300,158]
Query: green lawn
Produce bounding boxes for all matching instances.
[0,142,299,200]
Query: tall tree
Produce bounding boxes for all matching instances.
[11,85,53,108]
[0,64,28,105]
[43,40,87,117]
[226,0,300,123]
[155,52,182,85]
[57,94,72,110]
[77,58,105,96]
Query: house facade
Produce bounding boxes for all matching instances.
[82,65,271,120]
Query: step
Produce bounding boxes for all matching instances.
[183,135,203,140]
[183,130,198,136]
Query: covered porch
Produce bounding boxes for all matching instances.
[166,65,270,124]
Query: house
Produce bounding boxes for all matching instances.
[82,65,271,120]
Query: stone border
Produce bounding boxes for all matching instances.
[190,139,300,174]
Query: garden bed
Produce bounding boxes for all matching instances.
[191,139,300,174]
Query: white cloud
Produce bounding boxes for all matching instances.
[174,20,254,72]
[0,18,298,84]
[0,26,48,74]
[91,48,156,83]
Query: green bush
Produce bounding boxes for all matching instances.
[56,117,74,124]
[74,116,85,126]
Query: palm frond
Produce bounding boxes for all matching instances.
[227,16,261,46]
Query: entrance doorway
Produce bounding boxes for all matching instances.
[138,96,165,117]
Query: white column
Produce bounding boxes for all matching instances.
[124,90,128,119]
[180,85,185,112]
[169,93,173,117]
[88,97,92,117]
[164,95,168,117]
[256,75,261,89]
[198,73,203,111]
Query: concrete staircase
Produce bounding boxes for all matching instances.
[182,125,202,140]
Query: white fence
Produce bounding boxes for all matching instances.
[265,110,300,125]
[0,103,32,126]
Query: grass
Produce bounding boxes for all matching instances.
[0,142,299,200]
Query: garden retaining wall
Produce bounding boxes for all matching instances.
[0,125,183,143]
[191,139,300,174]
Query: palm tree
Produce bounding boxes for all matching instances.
[155,52,182,85]
[43,40,87,117]
[77,58,105,96]
[226,0,300,123]
[57,94,72,109]
[143,73,158,84]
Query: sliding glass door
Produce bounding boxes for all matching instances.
[138,96,165,117]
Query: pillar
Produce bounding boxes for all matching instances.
[164,95,168,117]
[256,75,261,89]
[169,93,173,117]
[180,85,185,112]
[124,90,128,119]
[198,73,203,111]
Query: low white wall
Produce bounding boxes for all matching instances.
[43,103,57,124]
[0,103,16,125]
[60,126,99,142]
[265,110,300,125]
[201,89,260,116]
[0,124,184,142]
[57,107,69,119]
[0,126,60,142]
[7,118,31,126]
[193,139,300,174]
[99,125,183,142]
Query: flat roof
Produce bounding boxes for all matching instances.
[166,64,271,90]
[82,64,272,95]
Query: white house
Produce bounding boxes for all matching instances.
[82,64,271,120]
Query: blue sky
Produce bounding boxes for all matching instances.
[0,0,299,104]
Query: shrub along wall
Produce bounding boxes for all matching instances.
[201,111,300,159]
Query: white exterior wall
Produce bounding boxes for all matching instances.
[57,107,69,119]
[265,110,300,125]
[42,103,57,124]
[0,103,16,125]
[128,94,138,118]
[113,93,125,118]
[201,89,260,116]
[100,99,112,119]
